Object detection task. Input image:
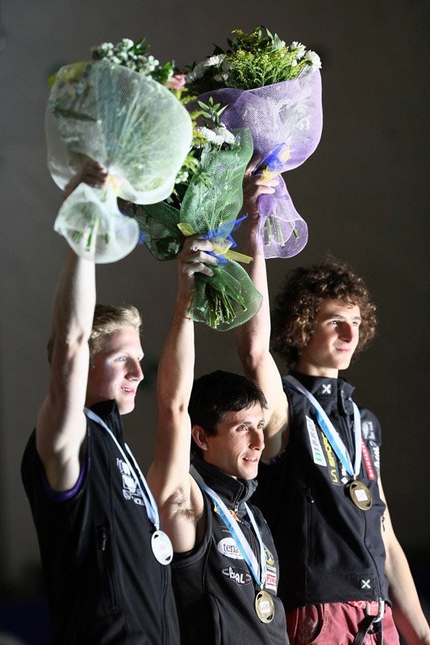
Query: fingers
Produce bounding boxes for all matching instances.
[178,236,217,279]
[63,160,108,199]
[81,160,108,188]
[244,154,263,177]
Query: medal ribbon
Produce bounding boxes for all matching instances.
[284,376,362,478]
[191,466,267,589]
[84,408,160,528]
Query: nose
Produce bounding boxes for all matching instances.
[128,359,144,382]
[250,428,265,451]
[339,322,354,341]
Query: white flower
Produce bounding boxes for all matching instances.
[119,38,134,50]
[197,124,236,147]
[213,73,230,83]
[186,61,206,82]
[291,41,306,60]
[305,50,322,68]
[204,54,225,68]
[98,42,114,53]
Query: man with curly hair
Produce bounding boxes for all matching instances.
[234,168,430,644]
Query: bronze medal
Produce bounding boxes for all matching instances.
[347,479,372,511]
[254,589,275,623]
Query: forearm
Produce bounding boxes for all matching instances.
[380,481,430,644]
[50,250,95,360]
[235,210,271,370]
[156,283,195,422]
[386,544,430,644]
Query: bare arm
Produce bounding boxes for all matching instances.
[379,479,430,644]
[36,251,94,492]
[36,161,107,491]
[147,237,217,553]
[235,161,290,458]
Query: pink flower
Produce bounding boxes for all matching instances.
[166,74,186,90]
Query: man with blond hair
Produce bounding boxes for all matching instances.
[21,162,179,645]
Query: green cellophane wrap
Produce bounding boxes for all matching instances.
[128,127,262,330]
[46,60,192,263]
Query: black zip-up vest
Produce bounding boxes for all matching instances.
[21,400,179,645]
[253,372,390,612]
[172,457,289,644]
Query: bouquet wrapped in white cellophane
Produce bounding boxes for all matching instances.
[46,39,192,263]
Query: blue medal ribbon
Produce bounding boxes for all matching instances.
[191,466,267,589]
[84,408,160,528]
[284,376,362,478]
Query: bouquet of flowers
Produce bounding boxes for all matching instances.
[46,38,192,263]
[185,27,323,259]
[124,100,261,330]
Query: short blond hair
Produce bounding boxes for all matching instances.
[89,304,142,358]
[47,303,142,363]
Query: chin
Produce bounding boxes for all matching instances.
[118,402,135,416]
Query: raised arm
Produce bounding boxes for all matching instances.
[147,237,217,553]
[235,162,290,458]
[36,161,107,492]
[378,479,430,645]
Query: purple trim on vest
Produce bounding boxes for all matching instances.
[41,458,87,502]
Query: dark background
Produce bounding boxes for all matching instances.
[0,0,428,641]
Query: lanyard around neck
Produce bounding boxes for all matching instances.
[84,408,160,528]
[285,375,362,478]
[191,466,267,589]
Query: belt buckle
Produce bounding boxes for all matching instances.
[365,599,384,622]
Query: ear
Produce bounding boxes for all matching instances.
[191,425,209,452]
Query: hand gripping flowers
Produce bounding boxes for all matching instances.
[125,101,261,331]
[46,38,192,263]
[186,27,323,259]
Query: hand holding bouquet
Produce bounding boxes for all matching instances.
[186,27,323,259]
[46,38,192,263]
[125,101,262,330]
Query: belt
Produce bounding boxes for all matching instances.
[350,600,385,645]
[348,600,385,620]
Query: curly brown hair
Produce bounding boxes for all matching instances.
[271,256,377,369]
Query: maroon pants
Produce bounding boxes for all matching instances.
[287,603,400,645]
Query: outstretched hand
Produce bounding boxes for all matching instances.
[63,159,108,200]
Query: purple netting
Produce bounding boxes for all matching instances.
[198,66,322,258]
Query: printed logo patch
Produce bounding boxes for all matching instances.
[361,420,375,441]
[265,571,278,593]
[222,566,252,585]
[306,416,327,466]
[361,440,376,481]
[217,538,243,560]
[321,434,342,485]
[116,458,144,505]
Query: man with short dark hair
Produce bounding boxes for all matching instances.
[234,171,430,644]
[147,236,289,645]
[21,162,179,645]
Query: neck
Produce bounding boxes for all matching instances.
[295,361,339,379]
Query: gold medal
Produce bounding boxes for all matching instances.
[254,589,275,623]
[347,479,372,511]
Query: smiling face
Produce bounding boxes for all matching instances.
[193,403,265,480]
[85,326,144,415]
[296,299,362,378]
